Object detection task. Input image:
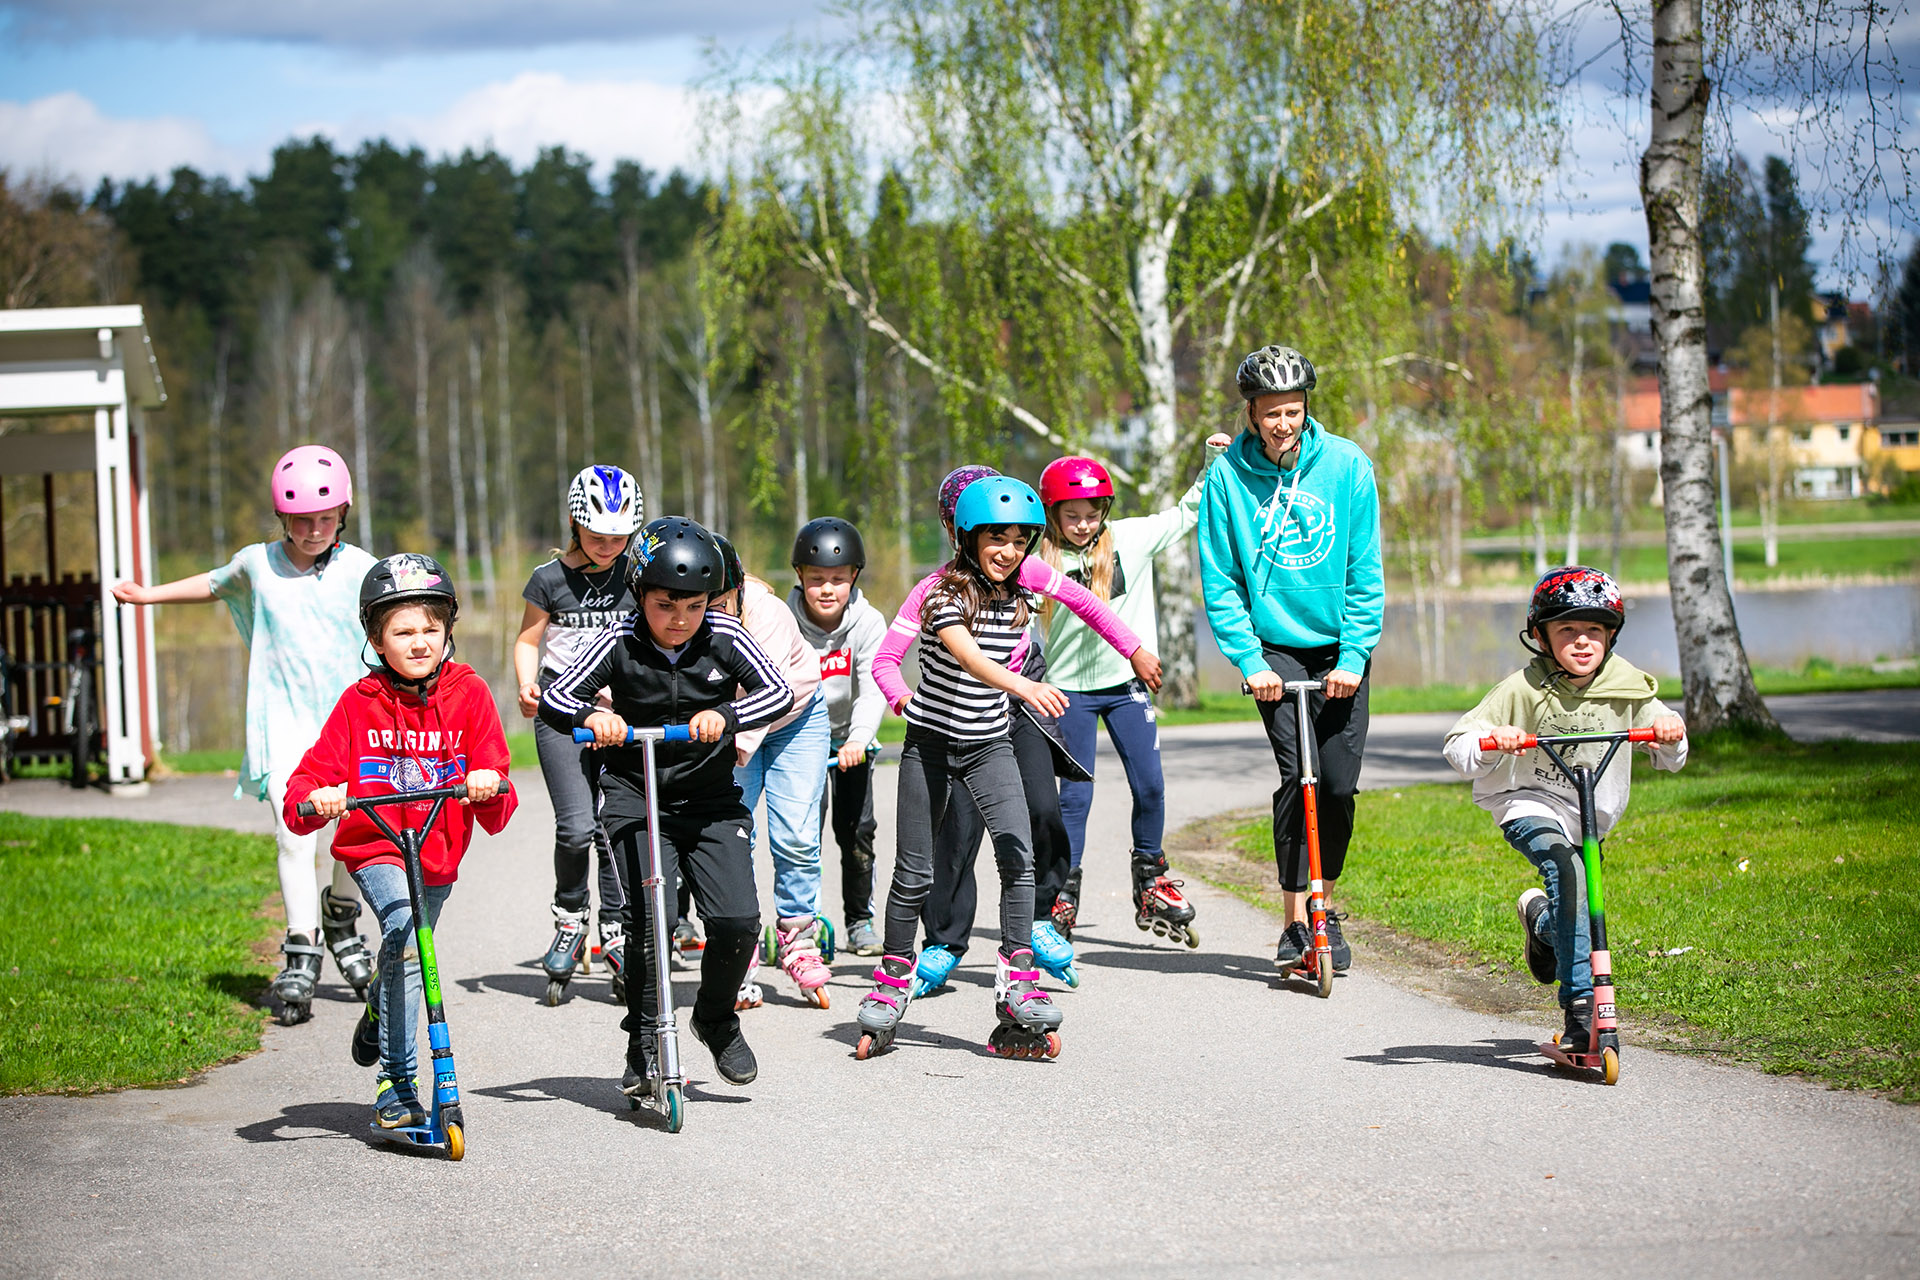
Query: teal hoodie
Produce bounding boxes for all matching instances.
[1198,419,1384,679]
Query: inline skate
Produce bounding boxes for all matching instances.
[911,944,960,998]
[320,886,374,999]
[767,915,834,1009]
[1029,920,1079,988]
[988,948,1062,1059]
[735,953,764,1010]
[855,955,914,1059]
[543,905,590,1006]
[1135,873,1200,949]
[671,916,703,970]
[599,918,628,1003]
[1052,866,1082,939]
[270,932,324,1025]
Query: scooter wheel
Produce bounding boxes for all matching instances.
[663,1084,685,1133]
[855,1033,876,1061]
[1601,1047,1620,1086]
[545,979,565,1007]
[445,1122,465,1161]
[1316,954,1334,999]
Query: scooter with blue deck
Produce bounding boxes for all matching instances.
[574,722,693,1131]
[296,778,511,1161]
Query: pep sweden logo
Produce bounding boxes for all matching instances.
[1258,488,1337,572]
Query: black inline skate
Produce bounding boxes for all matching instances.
[988,948,1063,1060]
[543,905,590,1006]
[320,886,374,1000]
[1135,872,1200,950]
[270,932,324,1025]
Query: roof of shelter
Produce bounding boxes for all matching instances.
[0,306,166,410]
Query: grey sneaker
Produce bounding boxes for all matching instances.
[845,917,882,957]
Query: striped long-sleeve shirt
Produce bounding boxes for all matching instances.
[538,609,793,801]
[905,590,1029,742]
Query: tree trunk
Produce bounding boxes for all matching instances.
[644,309,665,513]
[413,309,432,547]
[1765,282,1781,567]
[1566,328,1583,564]
[791,300,810,527]
[891,346,911,588]
[1134,220,1201,706]
[623,244,651,516]
[208,327,230,560]
[350,325,372,549]
[555,357,570,541]
[1641,0,1775,732]
[1610,362,1625,581]
[578,314,596,472]
[448,373,470,583]
[468,338,496,604]
[495,284,517,571]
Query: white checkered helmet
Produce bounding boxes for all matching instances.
[567,465,643,537]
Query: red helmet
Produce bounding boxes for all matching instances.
[1039,456,1114,506]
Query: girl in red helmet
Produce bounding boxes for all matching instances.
[1036,433,1229,943]
[112,445,379,1025]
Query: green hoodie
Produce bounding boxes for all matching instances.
[1198,420,1384,679]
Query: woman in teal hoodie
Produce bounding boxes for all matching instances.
[1198,345,1384,975]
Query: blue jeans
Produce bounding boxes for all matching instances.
[1501,816,1592,1008]
[350,862,452,1092]
[735,692,830,920]
[1058,681,1167,874]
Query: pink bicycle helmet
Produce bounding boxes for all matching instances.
[1039,456,1114,507]
[272,445,352,514]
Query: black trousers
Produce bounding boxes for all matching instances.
[826,757,877,924]
[921,710,1070,954]
[600,772,759,1044]
[1253,644,1370,892]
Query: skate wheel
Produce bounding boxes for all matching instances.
[445,1123,465,1162]
[817,916,837,963]
[1062,966,1079,990]
[1601,1047,1620,1086]
[809,988,831,1010]
[277,1005,302,1027]
[663,1084,685,1133]
[761,925,777,964]
[545,979,565,1007]
[1045,1032,1061,1059]
[1183,925,1201,950]
[856,1033,876,1061]
[1135,917,1150,932]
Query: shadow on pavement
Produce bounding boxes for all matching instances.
[476,1073,753,1112]
[234,1101,371,1145]
[814,1017,1026,1062]
[1073,933,1279,987]
[1347,1037,1563,1077]
[455,969,699,1007]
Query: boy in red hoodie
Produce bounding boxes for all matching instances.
[285,553,516,1130]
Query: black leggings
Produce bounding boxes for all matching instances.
[1254,644,1370,892]
[883,729,1033,958]
[922,710,1070,954]
[826,757,878,924]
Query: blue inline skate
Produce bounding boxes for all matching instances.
[1029,920,1079,988]
[911,944,961,998]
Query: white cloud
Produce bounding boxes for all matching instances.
[387,72,703,176]
[0,91,253,189]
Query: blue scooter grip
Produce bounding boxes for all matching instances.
[572,723,697,745]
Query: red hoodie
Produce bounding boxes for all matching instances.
[283,661,517,886]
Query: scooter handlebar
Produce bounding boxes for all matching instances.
[572,723,695,746]
[295,778,512,818]
[1239,679,1325,696]
[1477,728,1660,751]
[827,745,884,771]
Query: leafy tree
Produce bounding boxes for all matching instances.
[518,146,613,326]
[252,137,348,276]
[428,149,517,311]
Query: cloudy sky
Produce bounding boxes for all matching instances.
[0,1,1909,288]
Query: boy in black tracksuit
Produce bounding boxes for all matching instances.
[540,517,792,1089]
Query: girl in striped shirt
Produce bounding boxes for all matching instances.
[857,476,1082,1062]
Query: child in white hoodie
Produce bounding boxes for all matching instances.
[1443,566,1687,1048]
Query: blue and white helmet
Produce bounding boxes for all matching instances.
[567,465,644,537]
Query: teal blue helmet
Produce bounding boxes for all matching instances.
[952,476,1044,535]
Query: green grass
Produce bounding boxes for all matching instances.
[0,812,280,1093]
[1227,738,1920,1099]
[1469,534,1920,587]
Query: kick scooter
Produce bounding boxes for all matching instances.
[574,723,693,1132]
[296,779,510,1161]
[1245,679,1334,998]
[1476,726,1657,1086]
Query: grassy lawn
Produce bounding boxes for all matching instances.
[1468,534,1920,587]
[0,813,279,1093]
[1223,738,1920,1099]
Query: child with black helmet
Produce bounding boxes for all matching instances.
[283,553,517,1131]
[539,517,794,1094]
[787,517,889,956]
[1443,566,1687,1050]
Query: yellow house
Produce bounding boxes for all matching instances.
[1865,421,1920,478]
[1728,384,1879,499]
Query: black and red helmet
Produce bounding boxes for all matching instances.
[1527,565,1625,638]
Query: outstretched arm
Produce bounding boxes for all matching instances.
[114,573,214,606]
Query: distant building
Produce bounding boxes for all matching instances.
[1616,375,1881,498]
[1865,381,1920,484]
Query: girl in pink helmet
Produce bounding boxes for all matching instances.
[113,445,379,1025]
[1037,432,1230,946]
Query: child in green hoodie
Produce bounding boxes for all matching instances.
[1199,344,1384,974]
[1442,566,1687,1049]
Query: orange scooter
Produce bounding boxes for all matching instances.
[1244,679,1334,999]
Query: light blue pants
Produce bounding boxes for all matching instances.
[735,692,831,921]
[1501,816,1592,1008]
[350,861,452,1092]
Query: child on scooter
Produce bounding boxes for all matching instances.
[1442,566,1687,1049]
[284,554,516,1130]
[113,446,380,1022]
[541,517,793,1095]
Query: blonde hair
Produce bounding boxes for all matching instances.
[1039,502,1115,624]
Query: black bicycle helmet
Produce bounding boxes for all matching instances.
[1236,344,1317,400]
[359,553,459,637]
[1525,565,1625,646]
[628,517,727,596]
[711,532,746,593]
[791,517,867,571]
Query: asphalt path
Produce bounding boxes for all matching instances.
[1,692,1916,1278]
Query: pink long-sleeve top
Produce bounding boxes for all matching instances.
[874,556,1143,713]
[733,578,823,759]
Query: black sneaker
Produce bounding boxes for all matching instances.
[1273,920,1311,969]
[349,1001,380,1068]
[690,1016,759,1086]
[620,1041,657,1101]
[1516,889,1557,985]
[1560,997,1594,1053]
[1324,910,1351,972]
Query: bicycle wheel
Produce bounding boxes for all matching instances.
[68,671,93,789]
